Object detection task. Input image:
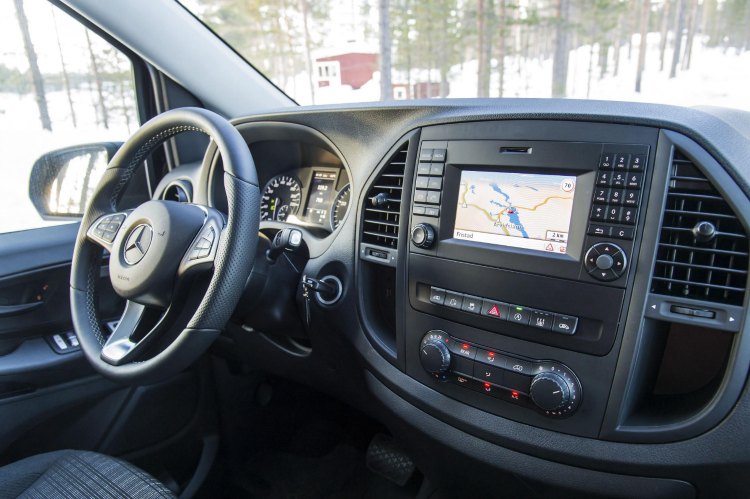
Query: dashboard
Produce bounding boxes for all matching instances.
[156,100,750,498]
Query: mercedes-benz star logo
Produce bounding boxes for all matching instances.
[123,224,153,265]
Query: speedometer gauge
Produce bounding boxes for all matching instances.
[330,184,351,230]
[261,175,302,222]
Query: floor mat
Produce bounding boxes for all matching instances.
[228,442,415,499]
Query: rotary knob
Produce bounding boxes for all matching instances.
[411,223,436,249]
[419,339,451,374]
[530,372,573,412]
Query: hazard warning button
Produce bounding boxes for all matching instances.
[481,300,509,320]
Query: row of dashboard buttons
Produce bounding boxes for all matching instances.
[414,146,447,213]
[429,286,578,335]
[599,152,646,171]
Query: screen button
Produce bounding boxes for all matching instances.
[614,153,630,170]
[417,162,431,175]
[481,300,509,320]
[413,205,426,215]
[626,173,643,189]
[444,292,464,310]
[508,305,531,325]
[531,310,554,330]
[419,149,433,162]
[415,176,429,188]
[621,208,636,225]
[552,314,578,335]
[461,295,482,314]
[588,224,611,237]
[432,149,447,162]
[596,171,611,186]
[606,206,622,222]
[424,207,440,217]
[429,287,446,305]
[427,177,443,190]
[611,171,626,187]
[630,154,647,171]
[429,163,445,176]
[623,190,639,207]
[612,226,634,239]
[414,190,428,203]
[599,153,613,169]
[426,191,441,204]
[593,188,609,204]
[590,205,606,221]
[609,189,624,205]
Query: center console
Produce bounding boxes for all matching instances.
[404,121,659,437]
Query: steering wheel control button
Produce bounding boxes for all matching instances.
[552,315,578,335]
[92,213,127,243]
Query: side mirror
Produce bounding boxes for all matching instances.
[28,142,122,220]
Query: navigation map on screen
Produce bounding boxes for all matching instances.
[453,171,576,254]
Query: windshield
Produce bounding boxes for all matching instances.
[181,0,749,110]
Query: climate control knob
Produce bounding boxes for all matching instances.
[530,372,573,412]
[411,223,436,249]
[419,339,451,374]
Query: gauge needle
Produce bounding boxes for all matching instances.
[273,197,280,219]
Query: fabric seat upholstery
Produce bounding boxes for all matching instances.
[0,450,175,499]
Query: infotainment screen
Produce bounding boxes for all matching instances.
[453,171,576,254]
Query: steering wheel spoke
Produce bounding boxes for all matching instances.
[101,300,165,365]
[178,207,226,276]
[86,211,129,252]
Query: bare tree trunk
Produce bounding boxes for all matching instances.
[681,0,699,70]
[85,30,109,129]
[496,0,506,97]
[379,0,392,100]
[476,0,492,97]
[659,0,672,71]
[613,16,623,76]
[51,7,76,128]
[670,0,686,78]
[635,0,651,92]
[552,0,570,97]
[300,0,316,104]
[14,0,52,131]
[586,40,595,98]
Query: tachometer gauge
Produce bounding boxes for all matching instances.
[261,175,302,222]
[330,184,351,230]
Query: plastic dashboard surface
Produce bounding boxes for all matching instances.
[219,100,750,498]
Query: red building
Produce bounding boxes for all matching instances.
[314,52,378,89]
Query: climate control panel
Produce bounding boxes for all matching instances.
[420,331,582,417]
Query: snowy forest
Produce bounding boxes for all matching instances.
[193,0,750,105]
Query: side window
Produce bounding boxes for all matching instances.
[0,1,139,234]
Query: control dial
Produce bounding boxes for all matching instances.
[420,338,451,374]
[411,223,436,249]
[584,242,627,281]
[530,372,573,411]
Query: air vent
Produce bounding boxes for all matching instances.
[651,150,749,306]
[162,181,192,203]
[361,143,408,249]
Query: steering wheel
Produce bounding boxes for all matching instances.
[70,108,259,385]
